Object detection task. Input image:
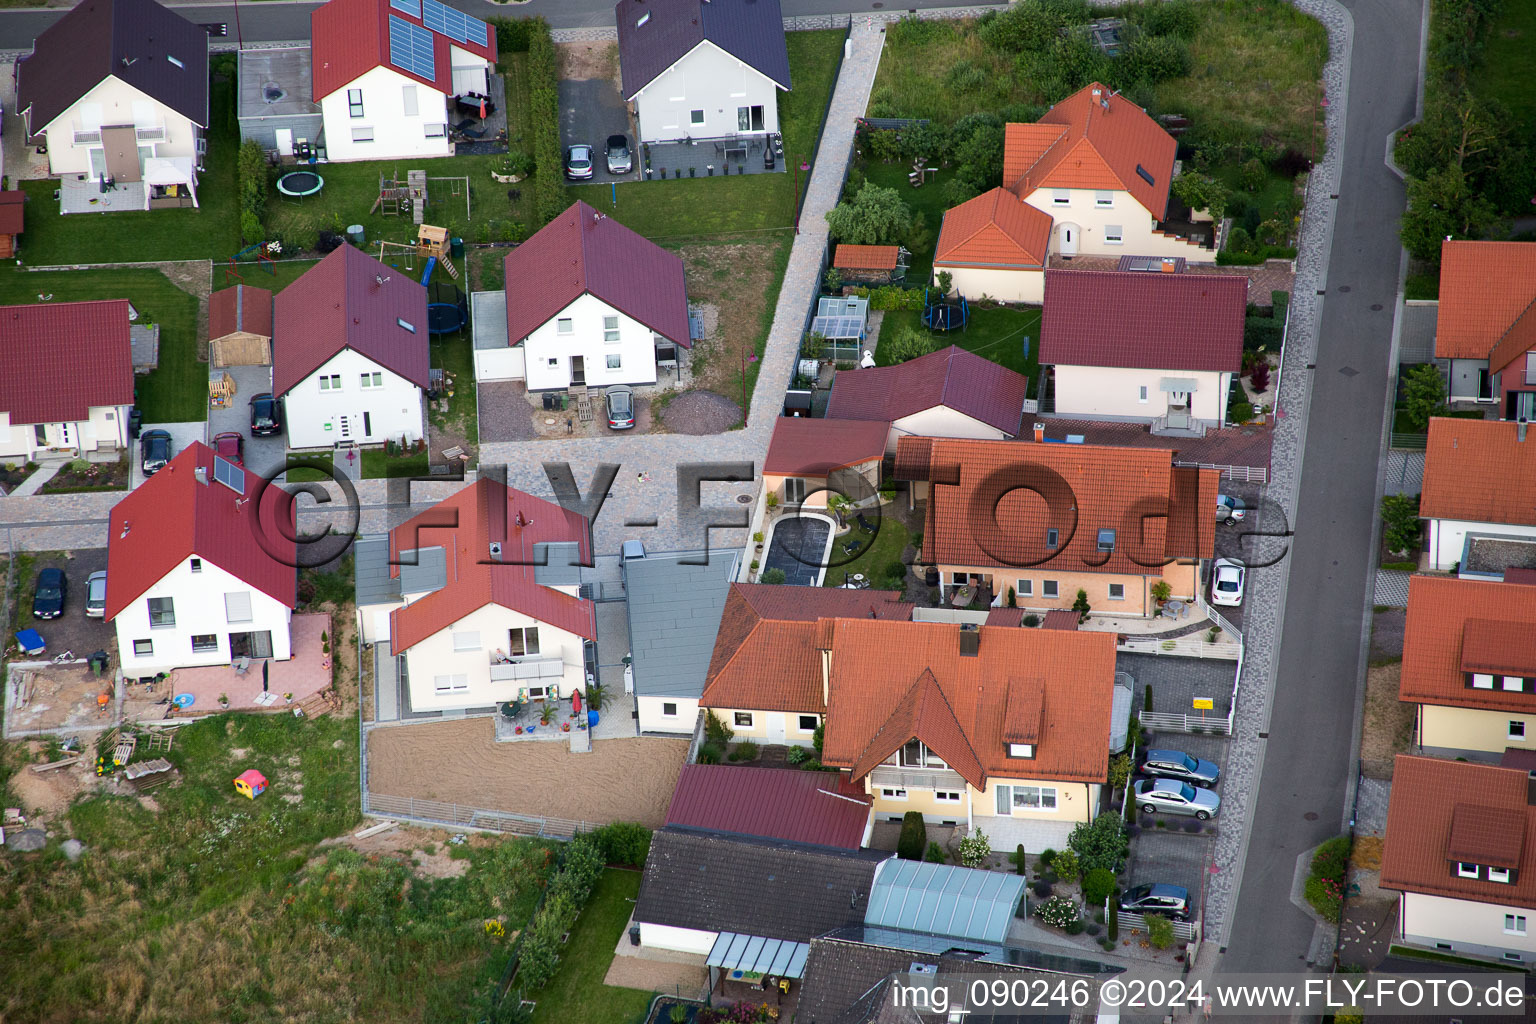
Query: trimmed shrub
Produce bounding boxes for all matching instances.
[589,822,652,866]
[759,567,787,585]
[1039,848,1057,867]
[525,18,568,226]
[1082,867,1117,907]
[925,841,948,863]
[882,559,907,583]
[897,811,928,861]
[1011,843,1027,875]
[1033,879,1054,898]
[1052,849,1080,881]
[1146,914,1176,949]
[1063,918,1086,935]
[1034,894,1080,930]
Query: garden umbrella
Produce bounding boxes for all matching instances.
[262,659,269,692]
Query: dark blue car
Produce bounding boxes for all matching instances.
[32,567,66,619]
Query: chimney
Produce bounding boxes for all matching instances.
[959,623,980,657]
[194,466,208,486]
[1160,258,1177,273]
[1033,421,1045,443]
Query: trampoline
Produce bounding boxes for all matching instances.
[761,513,835,587]
[426,275,468,334]
[275,171,324,197]
[922,287,969,332]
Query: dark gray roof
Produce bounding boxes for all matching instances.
[398,545,448,596]
[17,0,209,133]
[624,550,738,698]
[635,826,889,942]
[353,535,403,609]
[532,542,583,587]
[615,0,791,99]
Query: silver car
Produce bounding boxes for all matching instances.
[1135,778,1220,819]
[1141,749,1220,787]
[85,571,108,618]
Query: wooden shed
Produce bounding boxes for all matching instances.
[832,244,907,285]
[0,191,24,259]
[208,284,274,367]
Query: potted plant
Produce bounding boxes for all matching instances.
[540,702,556,725]
[218,692,229,709]
[753,531,764,554]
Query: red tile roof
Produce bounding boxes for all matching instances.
[821,620,1118,788]
[310,0,497,100]
[387,478,596,652]
[701,584,913,712]
[1041,269,1247,372]
[209,285,273,341]
[896,436,1217,575]
[0,299,133,425]
[934,188,1052,269]
[763,416,888,476]
[503,201,690,349]
[824,345,1030,436]
[984,607,1023,627]
[665,764,870,848]
[1003,82,1178,220]
[1041,609,1080,631]
[105,443,297,620]
[0,191,24,237]
[1434,240,1536,360]
[833,244,900,271]
[1421,417,1536,526]
[1399,574,1536,714]
[1381,755,1536,910]
[272,245,430,396]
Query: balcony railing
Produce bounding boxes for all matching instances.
[71,125,166,146]
[73,130,102,145]
[869,765,970,791]
[488,651,565,682]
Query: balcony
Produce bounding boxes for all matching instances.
[71,125,166,146]
[488,649,565,683]
[72,130,102,145]
[869,765,970,792]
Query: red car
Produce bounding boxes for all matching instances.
[213,431,245,466]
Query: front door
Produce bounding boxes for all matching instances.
[570,356,586,386]
[101,125,142,182]
[1059,223,1079,256]
[1477,367,1493,401]
[766,714,786,744]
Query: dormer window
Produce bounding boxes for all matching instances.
[1009,743,1034,759]
[1472,674,1494,689]
[1457,862,1481,879]
[1503,676,1525,691]
[1489,867,1513,883]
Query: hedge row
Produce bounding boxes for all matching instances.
[846,284,926,311]
[237,139,268,244]
[524,17,568,227]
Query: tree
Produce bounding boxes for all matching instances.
[1068,813,1129,874]
[825,183,915,245]
[1082,867,1117,906]
[1072,588,1092,623]
[1381,494,1422,556]
[897,811,928,860]
[1399,363,1446,432]
[952,118,1005,194]
[1170,173,1230,220]
[1400,164,1499,263]
[936,270,954,295]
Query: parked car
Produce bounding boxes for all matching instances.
[32,567,67,619]
[140,428,173,475]
[1216,494,1246,524]
[213,430,245,466]
[605,384,635,430]
[565,144,594,180]
[85,571,108,618]
[1135,778,1220,819]
[1141,749,1220,787]
[249,393,283,437]
[1211,557,1246,607]
[1120,883,1192,921]
[606,134,632,174]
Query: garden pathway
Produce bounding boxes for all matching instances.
[7,462,60,497]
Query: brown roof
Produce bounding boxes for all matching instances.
[833,244,900,271]
[1400,574,1536,713]
[1040,269,1246,373]
[1041,609,1080,631]
[984,607,1023,627]
[1381,755,1536,910]
[1434,240,1536,360]
[664,765,870,848]
[934,187,1052,269]
[1420,417,1536,526]
[1505,567,1536,585]
[1003,82,1177,220]
[700,584,913,712]
[824,345,1030,436]
[763,416,888,477]
[0,192,24,237]
[0,299,134,426]
[208,285,273,342]
[821,619,1118,789]
[895,436,1218,575]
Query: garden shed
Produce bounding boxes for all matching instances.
[208,285,274,367]
[809,295,869,363]
[832,244,907,286]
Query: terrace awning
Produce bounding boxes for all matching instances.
[706,932,811,980]
[1159,377,1198,392]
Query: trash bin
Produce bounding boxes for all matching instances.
[347,224,365,246]
[629,925,640,946]
[450,236,464,259]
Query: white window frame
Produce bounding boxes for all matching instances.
[881,787,908,800]
[1473,673,1495,689]
[1108,583,1126,600]
[147,596,175,628]
[798,715,818,732]
[351,126,374,143]
[734,712,753,728]
[1052,190,1070,206]
[557,318,573,335]
[319,374,342,391]
[1016,579,1033,597]
[401,84,418,118]
[1009,785,1058,812]
[508,627,540,657]
[452,631,481,652]
[360,372,383,389]
[133,638,153,657]
[1095,191,1114,207]
[1457,862,1481,879]
[606,354,622,371]
[1488,866,1512,883]
[603,315,621,344]
[225,591,253,624]
[1008,743,1034,758]
[935,791,963,803]
[424,123,447,138]
[1139,385,1149,403]
[191,634,219,653]
[1105,224,1124,244]
[433,674,469,694]
[348,89,364,118]
[1043,580,1059,599]
[1505,914,1527,936]
[1511,721,1527,741]
[662,702,678,716]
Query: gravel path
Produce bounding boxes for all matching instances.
[660,390,741,435]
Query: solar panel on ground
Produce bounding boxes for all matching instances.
[388,15,437,81]
[422,0,489,47]
[390,0,421,16]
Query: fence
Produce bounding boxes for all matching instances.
[1116,634,1241,660]
[1136,711,1232,736]
[1388,432,1427,451]
[1116,912,1199,944]
[363,792,591,839]
[1172,461,1269,483]
[1194,592,1243,643]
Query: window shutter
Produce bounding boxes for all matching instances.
[225,591,253,623]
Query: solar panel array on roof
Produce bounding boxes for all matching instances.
[389,0,421,16]
[388,15,436,81]
[422,0,488,46]
[212,455,245,495]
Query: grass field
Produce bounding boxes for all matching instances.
[858,162,956,286]
[823,515,910,589]
[568,29,845,239]
[1472,0,1536,132]
[877,305,1042,381]
[528,869,653,1024]
[868,18,1036,123]
[0,713,561,1022]
[362,447,431,478]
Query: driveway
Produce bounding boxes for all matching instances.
[130,421,208,490]
[1127,829,1216,921]
[207,364,287,481]
[558,78,637,186]
[1119,653,1237,721]
[21,548,116,663]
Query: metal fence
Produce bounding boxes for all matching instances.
[1137,711,1232,736]
[363,792,591,839]
[1116,634,1241,661]
[1388,432,1428,451]
[1117,911,1199,944]
[1173,461,1269,483]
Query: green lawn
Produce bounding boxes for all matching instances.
[823,515,911,589]
[859,161,956,286]
[569,28,845,239]
[1472,0,1536,133]
[1405,272,1440,301]
[430,332,479,446]
[362,447,431,479]
[284,450,336,482]
[0,268,203,421]
[528,869,654,1024]
[877,305,1042,381]
[868,17,1036,123]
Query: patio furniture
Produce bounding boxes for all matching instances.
[856,514,876,532]
[842,539,863,557]
[233,656,251,675]
[950,585,974,608]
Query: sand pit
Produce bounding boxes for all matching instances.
[6,663,113,735]
[365,719,688,827]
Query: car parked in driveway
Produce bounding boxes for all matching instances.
[565,144,594,180]
[606,134,632,174]
[86,571,107,618]
[1211,557,1245,607]
[605,384,635,430]
[1141,749,1220,787]
[140,428,173,475]
[213,431,245,466]
[1120,883,1192,920]
[249,393,283,437]
[32,567,66,619]
[1134,778,1220,819]
[1216,494,1247,524]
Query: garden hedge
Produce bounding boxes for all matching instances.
[524,18,568,227]
[897,811,927,860]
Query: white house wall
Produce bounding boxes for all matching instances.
[632,40,781,145]
[637,922,716,956]
[1446,358,1490,402]
[887,407,1013,454]
[1400,891,1536,962]
[522,292,664,390]
[37,75,201,180]
[1426,519,1536,570]
[401,599,588,713]
[637,694,699,734]
[285,348,425,448]
[1051,365,1229,426]
[319,65,457,162]
[0,405,129,460]
[113,555,293,676]
[1021,187,1214,263]
[936,265,1044,304]
[474,344,526,383]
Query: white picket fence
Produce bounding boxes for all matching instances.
[1117,634,1241,660]
[1137,711,1232,736]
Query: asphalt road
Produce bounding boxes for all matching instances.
[1219,0,1422,994]
[0,0,1003,49]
